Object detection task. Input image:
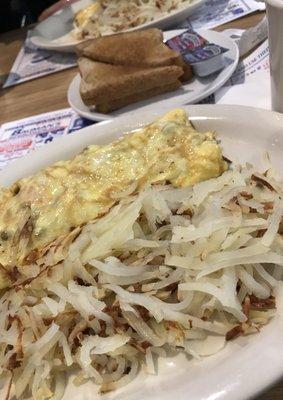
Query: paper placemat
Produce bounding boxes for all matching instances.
[183,0,265,30]
[0,108,93,169]
[3,0,265,88]
[3,32,77,89]
[1,12,272,170]
[215,39,270,108]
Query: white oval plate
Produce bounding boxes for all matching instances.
[29,0,205,52]
[0,105,283,400]
[67,29,239,121]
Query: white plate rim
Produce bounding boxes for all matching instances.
[1,104,283,400]
[67,29,239,122]
[29,0,205,51]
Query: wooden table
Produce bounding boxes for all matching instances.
[0,12,264,125]
[0,10,282,400]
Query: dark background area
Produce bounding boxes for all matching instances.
[0,0,57,33]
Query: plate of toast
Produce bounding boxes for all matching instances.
[68,28,239,121]
[30,0,205,52]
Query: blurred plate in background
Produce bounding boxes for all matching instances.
[29,0,205,52]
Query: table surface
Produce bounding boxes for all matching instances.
[0,10,282,400]
[0,12,264,125]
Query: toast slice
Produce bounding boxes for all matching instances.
[76,28,181,68]
[78,57,183,104]
[88,81,182,113]
[77,28,163,53]
[174,56,193,82]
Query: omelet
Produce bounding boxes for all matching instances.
[0,109,227,289]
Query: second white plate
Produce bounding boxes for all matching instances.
[68,29,239,121]
[29,0,205,52]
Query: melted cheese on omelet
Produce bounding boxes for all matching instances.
[0,109,227,288]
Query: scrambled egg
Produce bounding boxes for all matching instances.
[74,3,100,29]
[0,109,227,288]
